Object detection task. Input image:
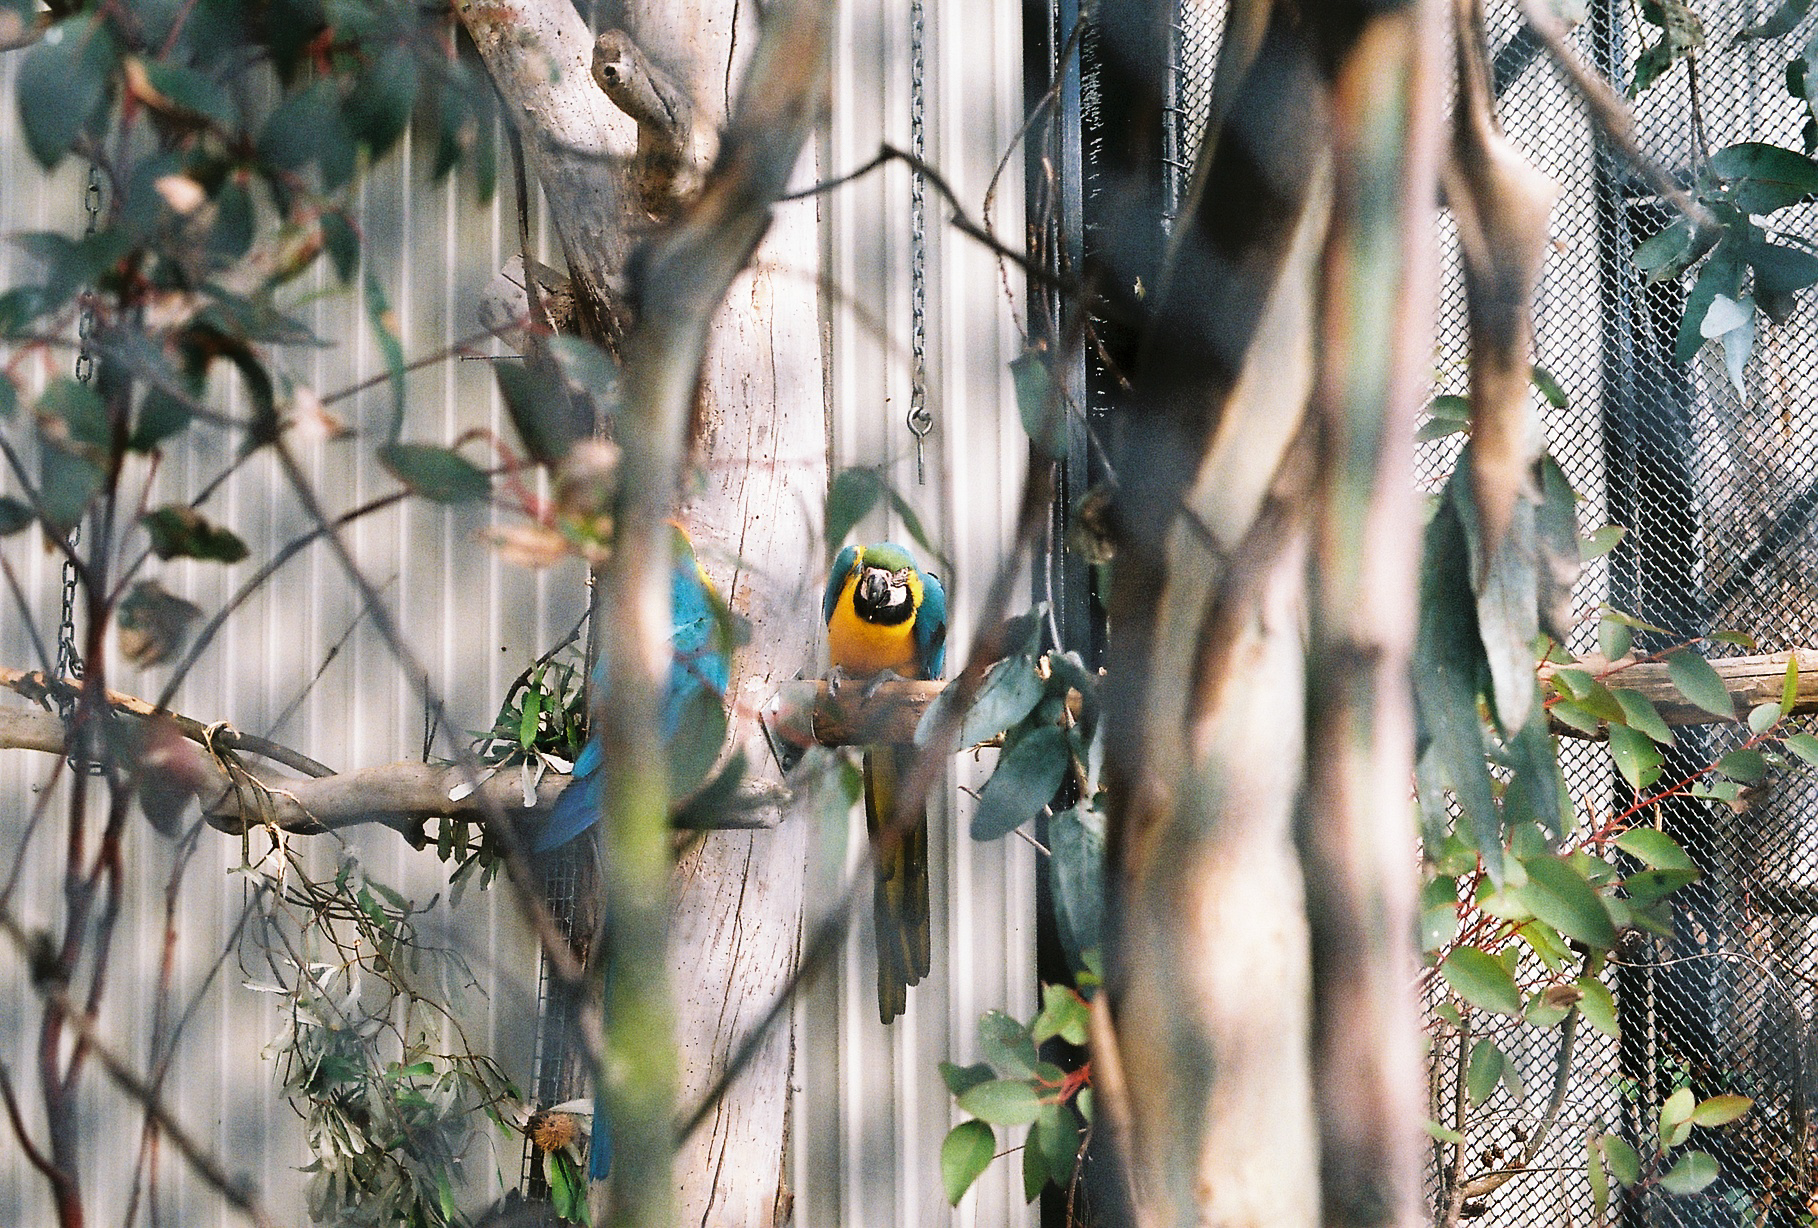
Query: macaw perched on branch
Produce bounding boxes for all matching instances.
[535,525,732,855]
[535,525,731,1182]
[823,541,948,1023]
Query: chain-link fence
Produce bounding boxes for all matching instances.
[1154,1,1818,1223]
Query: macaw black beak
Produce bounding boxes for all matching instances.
[855,568,914,624]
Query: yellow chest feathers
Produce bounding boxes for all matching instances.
[827,574,922,678]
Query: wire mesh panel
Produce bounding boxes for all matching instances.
[1156,1,1818,1224]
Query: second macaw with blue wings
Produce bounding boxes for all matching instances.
[536,526,732,856]
[535,525,731,1181]
[823,541,947,1023]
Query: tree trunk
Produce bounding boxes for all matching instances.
[456,1,826,1222]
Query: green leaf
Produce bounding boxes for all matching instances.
[957,1079,1042,1126]
[1517,855,1616,949]
[1601,1134,1641,1187]
[1031,984,1090,1046]
[979,1010,1038,1078]
[1441,946,1522,1016]
[970,725,1069,841]
[1600,617,1633,661]
[1735,0,1812,39]
[1427,394,1471,421]
[1608,724,1665,791]
[1624,867,1700,905]
[1711,142,1818,213]
[1786,732,1818,766]
[1576,976,1620,1039]
[1414,495,1502,881]
[1709,629,1758,649]
[1666,650,1736,720]
[1021,1123,1047,1203]
[1716,748,1767,784]
[0,497,31,536]
[1048,802,1104,965]
[495,354,589,467]
[141,505,249,564]
[1423,1119,1464,1144]
[363,271,407,437]
[1750,699,1782,732]
[35,443,99,534]
[1658,1149,1719,1195]
[345,43,419,158]
[1466,1039,1504,1107]
[1551,699,1602,735]
[321,211,360,283]
[1039,1102,1082,1190]
[1615,828,1695,871]
[18,18,117,169]
[940,1119,996,1206]
[1677,251,1744,363]
[377,443,491,504]
[939,1061,995,1099]
[1420,875,1459,952]
[959,654,1045,748]
[1530,365,1568,407]
[1417,415,1470,442]
[1612,688,1673,746]
[1012,349,1065,459]
[1782,654,1800,716]
[1660,1085,1696,1147]
[1691,1093,1752,1127]
[825,468,881,561]
[131,388,192,452]
[1580,524,1627,561]
[38,378,109,448]
[1589,1131,1610,1218]
[138,59,236,130]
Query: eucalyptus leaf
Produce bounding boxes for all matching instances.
[1658,1149,1719,1195]
[1614,828,1695,871]
[957,1079,1042,1126]
[971,725,1069,841]
[1518,854,1617,949]
[1441,946,1522,1017]
[940,1119,995,1206]
[1666,650,1736,720]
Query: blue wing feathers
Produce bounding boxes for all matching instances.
[823,543,860,625]
[535,532,730,853]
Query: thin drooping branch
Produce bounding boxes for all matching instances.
[0,908,280,1228]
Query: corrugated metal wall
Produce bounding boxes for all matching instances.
[0,2,1032,1223]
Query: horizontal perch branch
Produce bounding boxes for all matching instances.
[765,678,947,748]
[1546,649,1818,737]
[0,697,777,840]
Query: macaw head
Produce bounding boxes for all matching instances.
[852,544,922,626]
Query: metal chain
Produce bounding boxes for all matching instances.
[55,165,102,770]
[906,0,933,485]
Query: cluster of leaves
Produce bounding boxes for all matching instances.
[0,0,503,587]
[910,607,1106,1205]
[1626,4,1818,392]
[920,606,1104,972]
[1589,1088,1754,1213]
[938,984,1095,1206]
[433,654,591,893]
[1411,440,1810,1211]
[250,849,521,1227]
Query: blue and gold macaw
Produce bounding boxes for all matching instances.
[535,525,731,1182]
[536,526,732,856]
[823,541,947,1023]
